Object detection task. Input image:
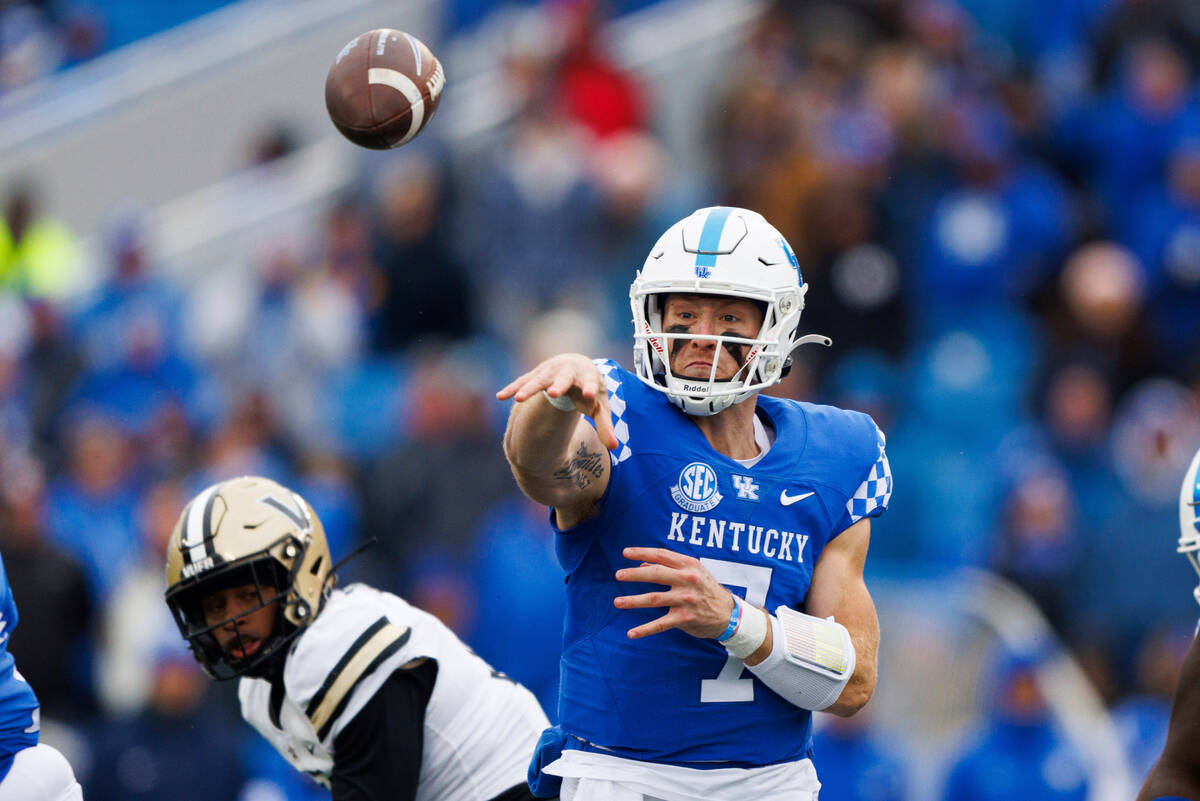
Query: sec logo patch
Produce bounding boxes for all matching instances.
[671,462,722,513]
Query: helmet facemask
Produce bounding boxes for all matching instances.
[1179,446,1200,606]
[1180,542,1200,607]
[633,286,803,415]
[166,541,306,680]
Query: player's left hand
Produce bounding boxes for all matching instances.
[613,547,735,640]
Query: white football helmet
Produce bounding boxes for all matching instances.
[1179,445,1200,605]
[630,206,829,416]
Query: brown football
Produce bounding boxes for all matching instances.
[324,29,446,150]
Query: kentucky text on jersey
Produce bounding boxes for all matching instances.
[665,513,810,563]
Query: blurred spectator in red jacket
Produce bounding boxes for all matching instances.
[554,0,646,139]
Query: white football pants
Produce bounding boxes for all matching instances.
[0,744,83,801]
[561,778,659,801]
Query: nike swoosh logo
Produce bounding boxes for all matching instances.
[780,490,814,506]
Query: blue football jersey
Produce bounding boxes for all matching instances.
[0,551,39,770]
[553,361,891,767]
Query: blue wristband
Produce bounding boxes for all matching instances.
[716,596,742,643]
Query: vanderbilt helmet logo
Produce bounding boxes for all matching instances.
[259,493,312,533]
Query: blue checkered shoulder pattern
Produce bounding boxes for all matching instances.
[594,359,632,465]
[846,425,892,524]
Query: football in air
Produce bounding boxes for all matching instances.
[324,28,445,150]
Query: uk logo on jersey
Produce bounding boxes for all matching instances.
[731,474,760,501]
[671,462,723,513]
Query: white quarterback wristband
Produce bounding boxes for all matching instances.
[720,596,769,660]
[542,389,576,412]
[746,606,856,711]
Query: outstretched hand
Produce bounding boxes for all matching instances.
[613,547,736,640]
[496,353,619,451]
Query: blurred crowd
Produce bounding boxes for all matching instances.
[1,0,1200,799]
[0,0,661,94]
[0,0,244,92]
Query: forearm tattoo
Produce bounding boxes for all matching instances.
[553,441,604,490]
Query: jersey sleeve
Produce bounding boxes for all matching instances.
[593,359,633,466]
[330,659,438,801]
[286,595,419,746]
[837,421,892,533]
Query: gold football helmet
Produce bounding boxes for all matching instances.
[164,476,334,680]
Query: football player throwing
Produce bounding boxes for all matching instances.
[499,207,891,801]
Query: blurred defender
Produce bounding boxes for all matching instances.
[1137,445,1200,801]
[498,206,891,800]
[164,476,551,801]
[0,551,82,801]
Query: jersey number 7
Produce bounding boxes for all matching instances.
[699,558,773,703]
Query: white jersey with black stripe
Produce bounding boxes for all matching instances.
[238,583,549,800]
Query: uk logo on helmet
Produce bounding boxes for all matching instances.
[671,462,723,513]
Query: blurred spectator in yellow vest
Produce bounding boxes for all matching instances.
[0,183,83,301]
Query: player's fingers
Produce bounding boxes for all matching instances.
[496,371,535,400]
[502,370,549,402]
[547,374,578,400]
[513,369,566,402]
[612,590,676,609]
[626,611,681,640]
[622,547,693,569]
[576,367,599,402]
[614,564,680,587]
[511,381,546,402]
